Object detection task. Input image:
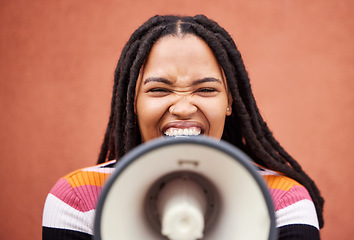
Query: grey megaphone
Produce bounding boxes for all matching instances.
[94,136,277,240]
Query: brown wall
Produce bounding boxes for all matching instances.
[1,0,353,239]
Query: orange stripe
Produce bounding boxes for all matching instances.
[63,170,110,188]
[263,175,301,191]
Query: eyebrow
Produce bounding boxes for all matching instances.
[143,77,222,85]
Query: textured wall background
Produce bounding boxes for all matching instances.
[1,0,353,239]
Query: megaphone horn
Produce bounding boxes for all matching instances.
[94,136,277,240]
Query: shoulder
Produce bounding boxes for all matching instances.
[61,160,116,188]
[42,160,116,236]
[48,160,116,210]
[258,168,319,230]
[259,168,312,206]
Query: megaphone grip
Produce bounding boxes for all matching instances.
[158,177,207,240]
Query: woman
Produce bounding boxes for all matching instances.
[42,15,324,239]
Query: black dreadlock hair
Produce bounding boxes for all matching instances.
[97,15,324,228]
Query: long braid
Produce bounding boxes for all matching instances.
[97,16,171,163]
[97,39,132,163]
[123,26,167,154]
[257,112,325,227]
[97,15,324,228]
[97,34,144,163]
[216,34,288,166]
[114,40,142,158]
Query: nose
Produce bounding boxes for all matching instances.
[169,95,197,118]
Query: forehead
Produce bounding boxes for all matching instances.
[140,34,224,82]
[145,34,218,64]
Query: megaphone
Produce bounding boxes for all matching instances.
[94,137,277,240]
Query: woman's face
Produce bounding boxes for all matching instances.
[135,34,232,142]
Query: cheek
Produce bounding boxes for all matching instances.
[136,97,169,140]
[201,97,229,138]
[208,111,227,138]
[137,97,168,119]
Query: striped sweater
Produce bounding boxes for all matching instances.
[42,160,320,239]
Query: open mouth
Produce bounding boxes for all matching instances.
[164,127,202,137]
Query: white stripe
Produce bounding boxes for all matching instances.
[258,168,280,176]
[42,194,95,235]
[276,199,319,229]
[82,161,116,173]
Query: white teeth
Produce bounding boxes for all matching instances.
[164,127,201,137]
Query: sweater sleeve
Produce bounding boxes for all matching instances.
[42,178,96,239]
[42,163,114,240]
[262,172,320,239]
[275,184,320,239]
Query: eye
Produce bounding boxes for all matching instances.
[194,88,218,96]
[147,88,171,96]
[197,88,216,92]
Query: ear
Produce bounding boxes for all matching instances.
[226,92,233,116]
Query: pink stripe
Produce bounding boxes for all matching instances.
[50,179,102,212]
[272,185,312,211]
[73,185,102,211]
[269,188,288,204]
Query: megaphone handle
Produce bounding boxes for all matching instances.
[158,178,207,240]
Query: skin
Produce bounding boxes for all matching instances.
[135,34,232,142]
